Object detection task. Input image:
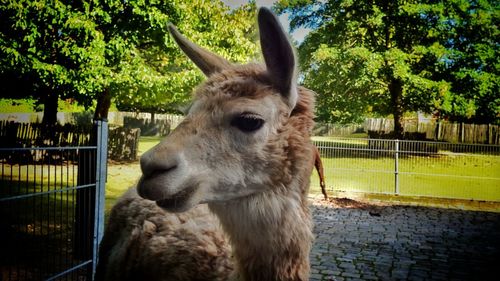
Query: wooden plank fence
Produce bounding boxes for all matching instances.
[313,123,364,137]
[364,118,500,145]
[0,112,185,132]
[108,127,141,161]
[0,121,141,161]
[0,120,93,148]
[123,116,170,136]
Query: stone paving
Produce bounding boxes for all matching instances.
[309,198,500,281]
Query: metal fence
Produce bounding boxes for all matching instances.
[312,137,500,201]
[0,120,108,280]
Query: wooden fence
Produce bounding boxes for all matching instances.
[3,113,497,144]
[0,120,92,148]
[313,123,364,137]
[0,112,185,137]
[123,116,170,136]
[108,127,141,161]
[0,121,141,161]
[364,118,500,144]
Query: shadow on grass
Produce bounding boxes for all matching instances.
[0,178,94,279]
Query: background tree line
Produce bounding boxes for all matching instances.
[0,0,259,124]
[1,0,498,138]
[277,0,499,137]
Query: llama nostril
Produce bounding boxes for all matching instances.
[141,160,177,178]
[147,165,177,179]
[140,150,180,178]
[138,153,179,200]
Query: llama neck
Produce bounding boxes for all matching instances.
[209,183,313,281]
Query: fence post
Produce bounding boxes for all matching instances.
[92,119,108,279]
[394,139,399,195]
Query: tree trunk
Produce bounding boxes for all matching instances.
[42,92,58,125]
[94,88,111,120]
[389,79,404,139]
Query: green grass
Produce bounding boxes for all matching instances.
[0,98,119,114]
[0,99,39,113]
[309,155,500,200]
[0,166,92,253]
[310,137,500,202]
[0,177,77,225]
[0,168,101,275]
[4,135,497,216]
[104,136,163,212]
[106,136,500,213]
[138,136,164,153]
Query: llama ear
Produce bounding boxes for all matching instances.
[258,7,298,109]
[168,24,232,76]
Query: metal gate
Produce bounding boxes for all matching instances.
[313,137,500,201]
[0,120,108,280]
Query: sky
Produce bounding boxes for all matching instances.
[221,0,311,43]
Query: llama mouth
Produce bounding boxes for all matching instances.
[155,185,197,211]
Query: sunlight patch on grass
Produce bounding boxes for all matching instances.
[138,136,162,156]
[105,136,500,214]
[310,154,500,202]
[105,136,162,213]
[105,163,141,213]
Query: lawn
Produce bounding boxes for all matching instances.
[105,136,500,214]
[310,136,500,202]
[310,155,500,200]
[105,136,160,211]
[0,163,97,276]
[105,136,333,212]
[2,136,498,216]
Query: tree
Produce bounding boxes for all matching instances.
[0,0,108,124]
[432,0,499,124]
[276,0,499,136]
[108,1,259,116]
[0,0,259,123]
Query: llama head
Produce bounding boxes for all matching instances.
[137,8,308,212]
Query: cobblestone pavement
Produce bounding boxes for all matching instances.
[309,198,500,281]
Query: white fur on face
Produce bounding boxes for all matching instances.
[137,83,288,212]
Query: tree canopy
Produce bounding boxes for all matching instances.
[0,0,108,123]
[276,0,499,134]
[0,0,259,123]
[108,0,259,115]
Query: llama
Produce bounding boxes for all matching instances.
[96,8,316,281]
[314,146,327,200]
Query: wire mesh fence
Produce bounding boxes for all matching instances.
[0,121,108,280]
[312,137,500,201]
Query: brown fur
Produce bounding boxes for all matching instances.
[97,83,316,281]
[97,8,316,281]
[96,189,234,281]
[314,146,328,200]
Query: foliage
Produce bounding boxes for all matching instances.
[431,0,500,124]
[0,98,38,113]
[110,0,259,114]
[0,0,108,123]
[0,0,259,123]
[276,0,499,128]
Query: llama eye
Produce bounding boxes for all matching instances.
[231,114,264,132]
